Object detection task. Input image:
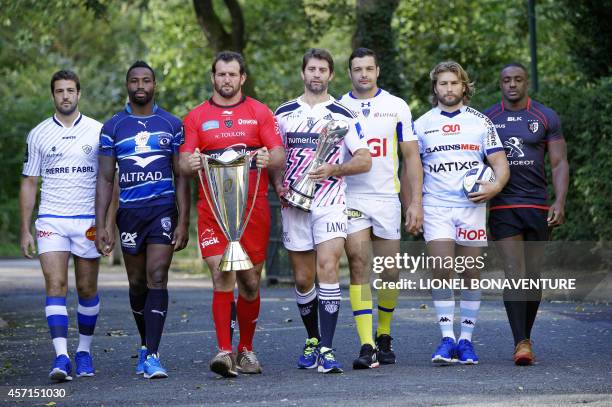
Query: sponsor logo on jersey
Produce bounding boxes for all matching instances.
[345,208,364,220]
[528,121,539,133]
[124,154,164,168]
[215,131,247,139]
[82,144,93,155]
[504,137,525,158]
[202,120,220,131]
[456,228,486,241]
[62,135,76,140]
[200,228,220,249]
[425,144,481,154]
[138,120,148,128]
[121,232,138,248]
[238,119,258,125]
[119,171,163,183]
[507,116,522,122]
[46,146,63,158]
[224,119,233,128]
[286,133,318,148]
[428,160,479,173]
[373,112,398,118]
[222,110,233,115]
[424,129,439,135]
[441,124,461,135]
[85,226,96,241]
[161,217,172,232]
[326,221,346,233]
[37,230,56,239]
[323,114,333,120]
[494,124,506,129]
[135,131,151,153]
[44,166,95,175]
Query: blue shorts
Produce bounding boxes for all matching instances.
[117,204,177,255]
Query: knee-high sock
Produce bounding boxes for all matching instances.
[349,284,373,346]
[129,288,148,347]
[459,289,481,341]
[212,291,234,352]
[318,283,341,349]
[525,288,542,339]
[144,289,168,355]
[76,294,100,353]
[45,296,69,357]
[237,293,260,352]
[432,288,455,340]
[295,286,319,340]
[376,286,399,337]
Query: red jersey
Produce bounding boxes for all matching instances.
[181,96,283,200]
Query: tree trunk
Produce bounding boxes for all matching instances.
[192,0,255,97]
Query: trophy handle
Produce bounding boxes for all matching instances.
[197,154,231,241]
[239,151,262,235]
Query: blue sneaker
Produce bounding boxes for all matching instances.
[75,351,95,377]
[297,338,319,369]
[317,347,343,373]
[143,353,168,379]
[456,339,479,365]
[431,337,457,364]
[49,354,73,382]
[135,346,147,375]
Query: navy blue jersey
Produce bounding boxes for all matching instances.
[484,98,563,208]
[99,104,183,208]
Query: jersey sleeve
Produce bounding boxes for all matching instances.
[343,119,368,154]
[22,131,41,176]
[98,120,116,157]
[256,105,284,150]
[544,109,564,142]
[171,118,184,154]
[397,100,418,143]
[273,109,288,148]
[414,118,425,155]
[180,110,200,154]
[482,117,504,156]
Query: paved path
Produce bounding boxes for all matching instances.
[0,260,610,406]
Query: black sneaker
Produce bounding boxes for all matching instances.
[352,344,380,369]
[376,334,396,364]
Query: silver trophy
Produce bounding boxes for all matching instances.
[284,119,349,212]
[198,149,261,272]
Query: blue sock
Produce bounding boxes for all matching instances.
[459,289,481,341]
[318,283,341,349]
[77,294,100,353]
[144,289,168,355]
[45,296,68,356]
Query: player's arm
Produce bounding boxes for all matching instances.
[266,146,286,198]
[172,153,190,251]
[309,148,371,182]
[400,141,424,235]
[19,175,39,258]
[95,155,117,255]
[468,151,509,203]
[547,139,569,226]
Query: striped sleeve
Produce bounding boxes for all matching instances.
[22,130,41,176]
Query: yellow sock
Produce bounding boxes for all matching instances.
[376,287,399,336]
[349,284,374,346]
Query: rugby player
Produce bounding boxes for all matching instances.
[95,61,190,379]
[338,48,423,368]
[414,61,509,365]
[484,62,569,365]
[275,48,372,373]
[180,51,285,378]
[20,70,107,381]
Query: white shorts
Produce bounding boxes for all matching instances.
[35,217,100,258]
[423,205,488,247]
[281,205,347,251]
[346,196,401,239]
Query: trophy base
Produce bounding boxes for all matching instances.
[284,187,313,212]
[219,241,254,272]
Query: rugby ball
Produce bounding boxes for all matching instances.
[463,164,495,198]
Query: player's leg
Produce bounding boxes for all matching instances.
[346,226,377,369]
[40,251,73,381]
[315,237,345,373]
[123,251,148,374]
[235,262,264,374]
[73,255,100,377]
[289,249,319,369]
[455,243,482,365]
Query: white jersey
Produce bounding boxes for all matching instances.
[339,89,417,199]
[22,114,102,217]
[415,106,503,207]
[275,97,368,208]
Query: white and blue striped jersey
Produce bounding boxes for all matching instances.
[22,114,102,218]
[415,106,504,207]
[99,104,183,208]
[275,97,367,208]
[339,89,417,199]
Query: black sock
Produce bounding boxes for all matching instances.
[525,295,542,339]
[295,286,320,340]
[129,288,148,346]
[144,288,168,355]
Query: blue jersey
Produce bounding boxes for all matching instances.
[99,104,183,208]
[484,98,563,208]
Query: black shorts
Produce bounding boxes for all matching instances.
[117,204,178,255]
[488,207,550,241]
